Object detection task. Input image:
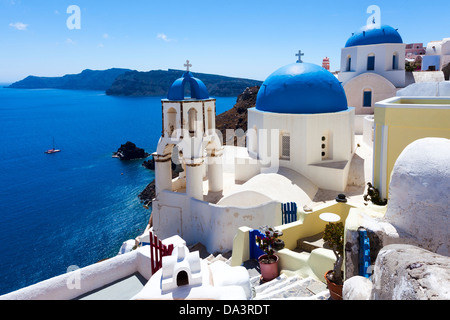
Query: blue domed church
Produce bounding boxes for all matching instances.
[338,24,406,123]
[244,58,355,192]
[152,58,356,253]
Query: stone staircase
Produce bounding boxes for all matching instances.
[250,273,330,300]
[207,252,330,300]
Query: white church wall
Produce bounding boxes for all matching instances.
[153,189,282,254]
[152,190,190,241]
[344,73,397,115]
[339,43,405,88]
[192,199,282,253]
[247,108,355,192]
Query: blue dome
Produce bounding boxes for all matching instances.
[345,25,403,48]
[255,63,348,114]
[167,72,209,100]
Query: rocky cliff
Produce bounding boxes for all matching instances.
[113,141,150,160]
[106,69,262,97]
[9,68,262,97]
[215,86,259,143]
[8,68,132,91]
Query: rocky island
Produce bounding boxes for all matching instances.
[113,141,150,160]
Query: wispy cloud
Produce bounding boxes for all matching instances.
[65,38,76,45]
[9,22,28,31]
[157,33,174,42]
[103,33,109,39]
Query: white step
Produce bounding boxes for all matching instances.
[252,275,330,300]
[253,274,292,295]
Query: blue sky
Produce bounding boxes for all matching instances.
[1,0,449,83]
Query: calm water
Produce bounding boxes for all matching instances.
[0,85,236,295]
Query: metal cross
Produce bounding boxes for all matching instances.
[295,50,304,63]
[184,60,192,72]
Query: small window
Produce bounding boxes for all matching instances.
[346,56,352,72]
[281,134,290,160]
[392,52,399,70]
[321,133,330,160]
[363,90,372,107]
[367,55,375,71]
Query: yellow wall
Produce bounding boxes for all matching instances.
[279,202,354,250]
[373,101,450,198]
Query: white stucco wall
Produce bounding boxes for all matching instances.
[339,43,406,88]
[152,189,282,254]
[343,73,397,115]
[247,108,355,191]
[0,246,152,300]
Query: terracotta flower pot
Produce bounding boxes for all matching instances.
[258,254,279,282]
[325,270,343,300]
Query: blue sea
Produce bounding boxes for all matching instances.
[0,85,236,295]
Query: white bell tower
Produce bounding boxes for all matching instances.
[154,61,223,201]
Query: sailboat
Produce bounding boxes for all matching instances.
[45,138,61,154]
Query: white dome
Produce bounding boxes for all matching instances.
[386,138,450,256]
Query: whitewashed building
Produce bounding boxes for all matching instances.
[151,60,355,254]
[338,24,406,133]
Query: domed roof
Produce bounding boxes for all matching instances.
[167,71,209,100]
[345,25,403,48]
[255,62,348,114]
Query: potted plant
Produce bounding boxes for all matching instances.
[323,221,345,300]
[255,226,285,282]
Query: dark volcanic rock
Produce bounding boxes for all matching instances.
[216,86,259,145]
[113,141,149,160]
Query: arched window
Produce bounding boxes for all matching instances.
[367,53,375,71]
[346,55,352,72]
[207,107,213,131]
[167,107,177,137]
[188,108,197,137]
[363,88,372,107]
[392,52,399,70]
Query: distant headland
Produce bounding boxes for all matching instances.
[7,68,262,97]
